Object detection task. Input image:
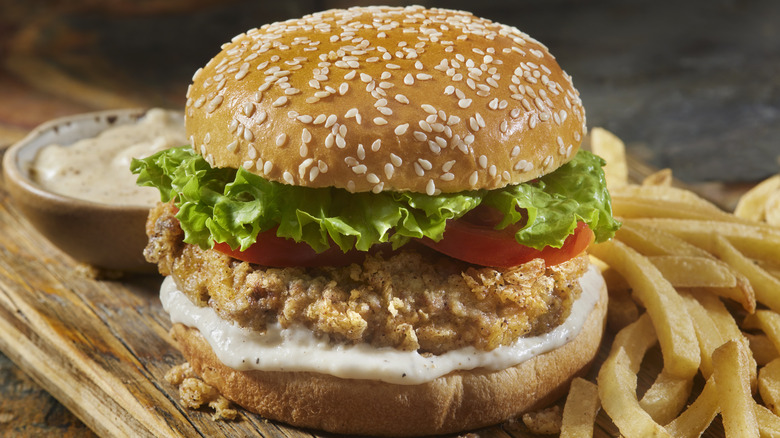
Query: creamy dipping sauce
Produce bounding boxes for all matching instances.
[160,265,604,385]
[31,109,187,206]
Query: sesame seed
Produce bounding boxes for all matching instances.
[395,123,409,135]
[489,165,497,177]
[384,163,395,179]
[336,135,346,148]
[475,112,485,127]
[440,172,455,181]
[377,106,393,116]
[345,108,359,118]
[469,171,479,187]
[478,155,488,168]
[426,179,436,196]
[263,161,273,175]
[394,94,409,104]
[297,115,313,123]
[455,98,471,108]
[206,95,223,113]
[283,171,294,184]
[403,73,414,85]
[352,164,367,174]
[374,117,388,125]
[416,73,432,80]
[299,158,314,178]
[226,141,237,152]
[366,173,380,184]
[325,114,338,128]
[272,96,288,107]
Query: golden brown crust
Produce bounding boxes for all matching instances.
[146,201,589,354]
[170,271,607,436]
[185,6,586,194]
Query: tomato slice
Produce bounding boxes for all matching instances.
[213,228,368,267]
[418,220,594,268]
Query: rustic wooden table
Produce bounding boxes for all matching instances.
[0,0,778,436]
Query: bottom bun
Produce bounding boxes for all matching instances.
[170,269,607,436]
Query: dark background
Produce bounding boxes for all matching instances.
[2,0,778,186]
[0,0,779,434]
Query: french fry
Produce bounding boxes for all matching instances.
[598,314,670,437]
[759,358,780,416]
[734,175,780,222]
[712,235,780,313]
[619,221,756,311]
[688,289,758,388]
[599,266,640,330]
[616,221,714,258]
[743,311,780,356]
[688,269,756,314]
[680,292,727,378]
[648,256,737,288]
[766,190,780,226]
[560,377,600,438]
[612,197,744,223]
[590,127,628,189]
[642,168,673,187]
[664,376,719,438]
[756,259,780,281]
[746,333,780,366]
[639,369,693,425]
[756,403,780,438]
[611,185,723,214]
[687,290,743,341]
[713,340,759,437]
[628,217,780,262]
[589,239,700,378]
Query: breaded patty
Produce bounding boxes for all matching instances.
[146,202,588,354]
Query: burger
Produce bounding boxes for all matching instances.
[131,6,619,436]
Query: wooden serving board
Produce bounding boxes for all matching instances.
[0,148,720,437]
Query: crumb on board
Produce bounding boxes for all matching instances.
[75,263,124,280]
[521,405,562,435]
[164,363,238,421]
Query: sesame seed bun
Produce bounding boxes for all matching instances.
[185,6,586,194]
[170,270,607,436]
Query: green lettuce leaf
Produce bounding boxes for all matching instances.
[131,146,619,253]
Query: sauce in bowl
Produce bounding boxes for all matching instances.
[30,108,187,207]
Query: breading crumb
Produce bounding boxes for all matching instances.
[521,405,562,435]
[165,363,238,421]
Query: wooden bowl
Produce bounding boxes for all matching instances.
[2,109,167,273]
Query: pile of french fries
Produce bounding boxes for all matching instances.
[554,128,780,437]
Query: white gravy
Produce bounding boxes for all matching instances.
[160,265,603,385]
[31,108,186,206]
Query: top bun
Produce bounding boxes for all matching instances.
[185,6,586,194]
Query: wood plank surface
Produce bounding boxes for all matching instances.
[0,147,724,437]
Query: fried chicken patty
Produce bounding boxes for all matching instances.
[146,202,588,354]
